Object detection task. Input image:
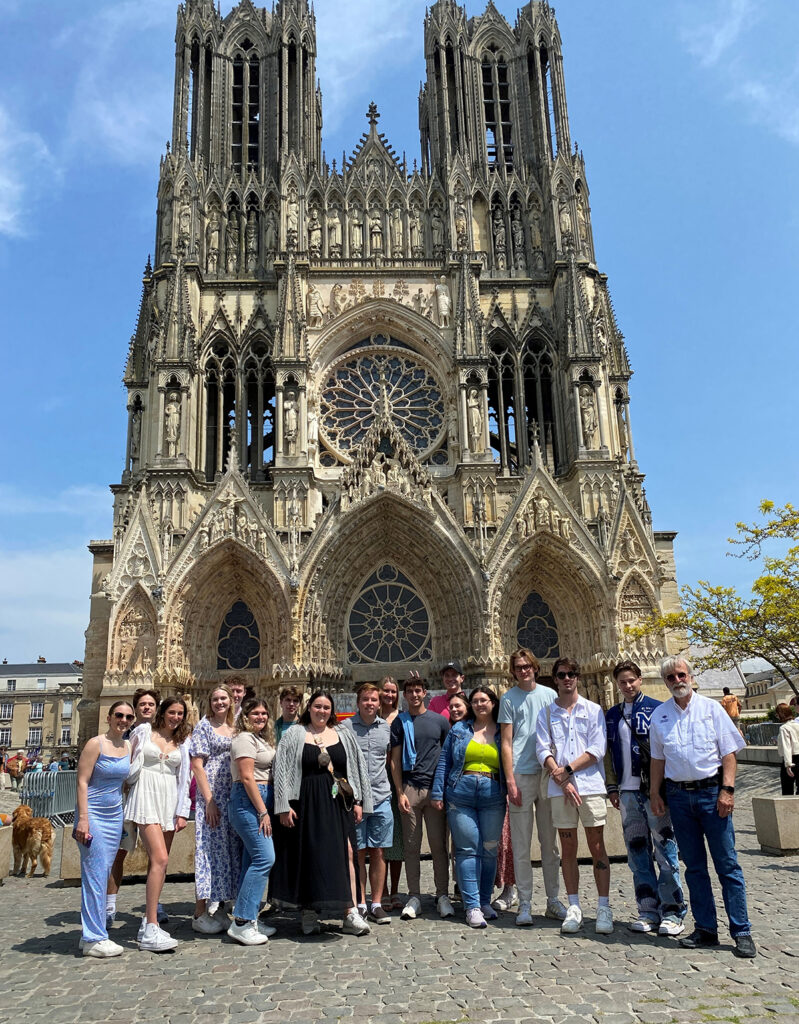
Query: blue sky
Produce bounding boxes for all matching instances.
[1,0,797,662]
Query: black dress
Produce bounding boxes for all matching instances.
[270,740,358,916]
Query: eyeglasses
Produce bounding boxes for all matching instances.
[555,671,577,680]
[113,713,135,722]
[665,672,689,682]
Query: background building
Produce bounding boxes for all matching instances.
[82,0,681,740]
[0,659,82,762]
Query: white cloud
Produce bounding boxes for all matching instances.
[0,546,92,663]
[679,0,799,147]
[0,484,110,523]
[0,104,56,238]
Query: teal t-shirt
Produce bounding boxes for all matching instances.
[498,684,556,774]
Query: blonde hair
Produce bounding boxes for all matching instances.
[205,684,235,728]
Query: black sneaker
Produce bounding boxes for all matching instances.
[679,929,720,949]
[733,934,757,958]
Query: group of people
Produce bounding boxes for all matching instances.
[73,651,757,960]
[0,750,73,788]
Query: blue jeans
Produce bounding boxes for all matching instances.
[228,781,275,922]
[666,783,751,937]
[445,775,506,910]
[619,789,686,921]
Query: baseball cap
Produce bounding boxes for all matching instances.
[441,660,463,675]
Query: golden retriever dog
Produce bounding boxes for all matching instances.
[12,804,54,878]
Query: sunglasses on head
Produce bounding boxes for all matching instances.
[555,671,577,680]
[113,712,135,722]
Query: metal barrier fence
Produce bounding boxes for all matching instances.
[744,722,781,746]
[19,771,77,826]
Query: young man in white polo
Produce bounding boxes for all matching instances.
[536,657,613,935]
[499,647,566,926]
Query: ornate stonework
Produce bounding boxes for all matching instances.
[81,0,681,740]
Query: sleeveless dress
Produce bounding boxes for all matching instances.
[125,742,182,829]
[270,741,358,916]
[189,717,240,902]
[78,739,130,943]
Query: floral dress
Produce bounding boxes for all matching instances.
[189,717,241,902]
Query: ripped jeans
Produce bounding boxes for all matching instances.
[446,774,506,910]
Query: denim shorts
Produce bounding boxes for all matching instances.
[355,797,394,850]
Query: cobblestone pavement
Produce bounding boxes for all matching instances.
[0,764,796,1024]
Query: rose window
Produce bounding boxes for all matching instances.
[347,564,432,664]
[320,347,445,459]
[516,590,560,660]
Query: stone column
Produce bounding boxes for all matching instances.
[573,381,585,450]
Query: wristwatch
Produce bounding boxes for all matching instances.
[720,785,735,794]
[564,764,574,776]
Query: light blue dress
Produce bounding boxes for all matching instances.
[78,738,130,943]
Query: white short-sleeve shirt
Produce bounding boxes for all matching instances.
[649,692,745,782]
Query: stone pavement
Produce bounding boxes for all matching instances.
[0,764,796,1024]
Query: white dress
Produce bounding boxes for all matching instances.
[125,741,182,830]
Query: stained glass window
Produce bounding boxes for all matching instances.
[516,590,559,659]
[320,347,444,458]
[348,564,432,664]
[217,600,261,670]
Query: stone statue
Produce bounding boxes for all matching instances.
[264,207,277,253]
[595,319,608,355]
[412,287,424,314]
[306,283,325,328]
[307,399,319,451]
[160,194,173,259]
[431,206,444,252]
[164,392,181,458]
[329,282,347,316]
[534,492,550,530]
[328,205,342,254]
[130,407,141,460]
[205,206,221,273]
[369,209,383,254]
[349,205,363,256]
[178,189,192,250]
[577,194,589,249]
[616,402,628,458]
[435,276,451,328]
[286,189,299,245]
[467,387,483,452]
[558,198,572,239]
[492,208,506,270]
[390,204,403,256]
[308,206,322,255]
[226,213,240,273]
[454,193,468,248]
[284,392,298,455]
[182,692,200,728]
[245,209,258,271]
[529,200,542,249]
[511,208,526,271]
[621,528,639,563]
[579,386,598,448]
[409,204,423,254]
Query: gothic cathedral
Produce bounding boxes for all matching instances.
[82,0,680,736]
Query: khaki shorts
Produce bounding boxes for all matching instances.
[550,793,607,830]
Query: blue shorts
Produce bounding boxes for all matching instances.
[355,797,394,850]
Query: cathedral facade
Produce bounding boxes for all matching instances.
[82,0,680,737]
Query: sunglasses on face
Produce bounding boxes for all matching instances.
[666,672,689,682]
[555,671,577,680]
[113,712,135,722]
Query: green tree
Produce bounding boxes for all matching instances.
[627,501,799,697]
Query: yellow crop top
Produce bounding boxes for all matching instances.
[463,738,500,774]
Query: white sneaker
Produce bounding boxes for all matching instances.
[257,920,277,938]
[561,905,583,933]
[342,911,371,936]
[466,908,487,929]
[401,896,422,920]
[81,938,124,958]
[227,920,268,945]
[515,902,533,927]
[629,915,657,933]
[481,903,498,921]
[192,911,226,934]
[545,898,568,921]
[595,905,614,934]
[437,894,455,918]
[493,885,517,911]
[138,923,178,952]
[658,915,685,937]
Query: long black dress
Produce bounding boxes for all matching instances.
[270,740,358,916]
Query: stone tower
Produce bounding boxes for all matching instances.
[82,0,680,738]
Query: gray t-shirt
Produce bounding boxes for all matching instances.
[498,684,557,774]
[342,713,391,806]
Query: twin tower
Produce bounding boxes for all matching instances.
[82,0,679,738]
